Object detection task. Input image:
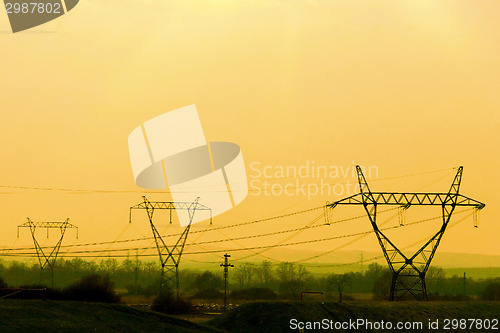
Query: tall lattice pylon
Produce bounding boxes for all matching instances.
[129,196,212,297]
[328,166,485,301]
[17,218,78,287]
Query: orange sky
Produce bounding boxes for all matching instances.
[0,0,498,264]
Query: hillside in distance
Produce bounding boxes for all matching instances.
[181,248,500,277]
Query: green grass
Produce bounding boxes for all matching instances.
[0,299,223,333]
[208,301,500,333]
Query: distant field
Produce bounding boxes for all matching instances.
[296,265,500,278]
[444,267,500,279]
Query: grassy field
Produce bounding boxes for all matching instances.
[208,301,500,333]
[0,299,499,332]
[0,299,222,333]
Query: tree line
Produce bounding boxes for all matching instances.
[0,258,499,300]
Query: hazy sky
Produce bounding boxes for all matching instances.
[0,0,498,265]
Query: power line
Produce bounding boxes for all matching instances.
[6,205,326,251]
[297,210,475,268]
[0,167,457,194]
[6,206,402,255]
[1,208,474,259]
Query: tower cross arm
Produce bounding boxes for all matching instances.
[129,200,211,211]
[329,192,485,208]
[18,219,76,229]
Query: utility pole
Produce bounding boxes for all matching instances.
[463,272,466,297]
[220,253,234,312]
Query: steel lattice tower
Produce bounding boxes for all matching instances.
[129,196,212,297]
[328,166,485,301]
[17,218,78,287]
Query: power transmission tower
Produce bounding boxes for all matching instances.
[129,196,212,297]
[220,253,234,312]
[17,218,78,287]
[328,166,485,301]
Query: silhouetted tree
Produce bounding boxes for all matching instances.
[481,280,500,301]
[191,270,222,293]
[276,262,309,296]
[372,269,392,300]
[64,274,119,303]
[426,266,446,295]
[328,273,351,302]
[235,263,254,288]
[255,260,274,288]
